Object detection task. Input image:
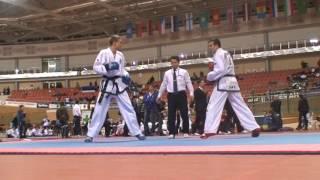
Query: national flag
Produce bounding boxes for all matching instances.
[227,6,234,24]
[243,1,250,23]
[270,0,278,17]
[170,15,179,32]
[147,19,153,36]
[159,17,166,35]
[212,8,220,25]
[317,0,320,14]
[199,11,209,29]
[136,21,144,37]
[256,0,267,19]
[296,0,307,15]
[285,0,294,16]
[185,13,193,31]
[126,22,133,38]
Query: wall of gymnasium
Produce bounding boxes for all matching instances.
[0,83,15,91]
[19,81,42,90]
[69,54,96,68]
[270,53,320,71]
[268,26,320,44]
[0,23,319,90]
[0,59,15,72]
[130,70,159,85]
[0,19,319,70]
[18,57,42,72]
[69,77,100,88]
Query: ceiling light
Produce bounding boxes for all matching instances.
[128,0,162,7]
[310,38,319,44]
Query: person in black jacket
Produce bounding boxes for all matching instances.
[192,80,207,135]
[56,102,69,138]
[225,100,243,133]
[297,94,310,130]
[17,105,26,139]
[270,97,282,130]
[103,112,112,137]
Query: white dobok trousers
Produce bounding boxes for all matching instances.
[87,91,141,138]
[204,86,260,133]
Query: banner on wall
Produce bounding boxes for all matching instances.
[37,103,49,108]
[49,104,59,109]
[5,101,38,108]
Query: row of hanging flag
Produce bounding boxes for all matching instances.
[126,0,320,38]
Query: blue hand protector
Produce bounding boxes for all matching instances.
[104,62,119,71]
[122,75,131,85]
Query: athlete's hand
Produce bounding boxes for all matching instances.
[104,62,119,71]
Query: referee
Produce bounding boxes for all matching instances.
[157,56,194,138]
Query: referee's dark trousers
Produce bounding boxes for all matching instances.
[167,91,189,135]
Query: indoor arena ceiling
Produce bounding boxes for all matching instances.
[0,0,249,45]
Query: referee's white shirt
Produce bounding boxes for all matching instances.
[72,104,82,117]
[158,67,194,98]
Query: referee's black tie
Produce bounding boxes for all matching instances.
[173,69,178,92]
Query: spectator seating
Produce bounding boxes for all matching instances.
[7,69,303,103]
[8,88,98,103]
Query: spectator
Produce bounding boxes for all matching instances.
[17,105,26,139]
[270,96,282,129]
[316,59,320,72]
[191,80,207,135]
[199,71,205,80]
[94,80,99,91]
[82,114,90,135]
[225,100,244,133]
[103,113,112,137]
[56,102,69,138]
[191,72,199,81]
[218,110,232,134]
[6,128,18,138]
[143,84,160,136]
[26,128,33,137]
[11,116,18,129]
[297,94,310,130]
[31,125,37,136]
[42,116,50,129]
[262,111,273,131]
[147,76,155,85]
[131,95,143,125]
[73,100,82,136]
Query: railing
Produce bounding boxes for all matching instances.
[126,38,320,65]
[0,38,319,76]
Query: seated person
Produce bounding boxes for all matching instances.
[6,128,17,138]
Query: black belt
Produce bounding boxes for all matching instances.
[223,74,235,77]
[168,90,186,95]
[102,75,121,80]
[98,76,127,103]
[217,74,236,82]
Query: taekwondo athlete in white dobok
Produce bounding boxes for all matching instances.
[200,39,261,139]
[84,35,145,143]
